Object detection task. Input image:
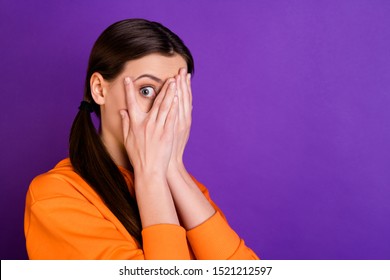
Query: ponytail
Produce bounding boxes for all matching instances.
[69,107,142,246]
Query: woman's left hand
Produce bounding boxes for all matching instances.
[168,68,192,169]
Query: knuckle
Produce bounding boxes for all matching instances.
[160,101,170,112]
[144,119,154,130]
[154,97,162,106]
[152,98,162,109]
[161,132,173,142]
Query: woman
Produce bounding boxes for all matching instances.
[24,19,259,260]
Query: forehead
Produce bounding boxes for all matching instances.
[123,53,187,80]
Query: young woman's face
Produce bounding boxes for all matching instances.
[98,53,187,144]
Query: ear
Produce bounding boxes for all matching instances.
[90,72,107,105]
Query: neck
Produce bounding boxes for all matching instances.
[100,129,131,171]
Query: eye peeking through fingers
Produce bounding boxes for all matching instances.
[139,86,157,99]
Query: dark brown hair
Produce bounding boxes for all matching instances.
[69,19,194,246]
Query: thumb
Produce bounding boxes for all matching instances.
[120,110,130,141]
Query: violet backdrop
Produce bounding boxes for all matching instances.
[1,0,389,259]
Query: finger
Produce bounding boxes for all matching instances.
[156,81,177,127]
[149,78,175,121]
[123,77,140,120]
[120,110,130,141]
[164,95,179,132]
[179,68,190,116]
[186,73,193,111]
[176,74,185,122]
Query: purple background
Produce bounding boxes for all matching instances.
[1,0,389,260]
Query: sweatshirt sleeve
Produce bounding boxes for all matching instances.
[186,177,260,260]
[24,174,190,260]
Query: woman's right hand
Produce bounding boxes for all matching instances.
[120,77,178,178]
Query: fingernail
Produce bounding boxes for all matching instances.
[120,111,125,118]
[170,82,176,89]
[124,77,131,84]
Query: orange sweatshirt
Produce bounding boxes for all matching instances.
[24,158,259,260]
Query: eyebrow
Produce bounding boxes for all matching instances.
[134,74,163,84]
